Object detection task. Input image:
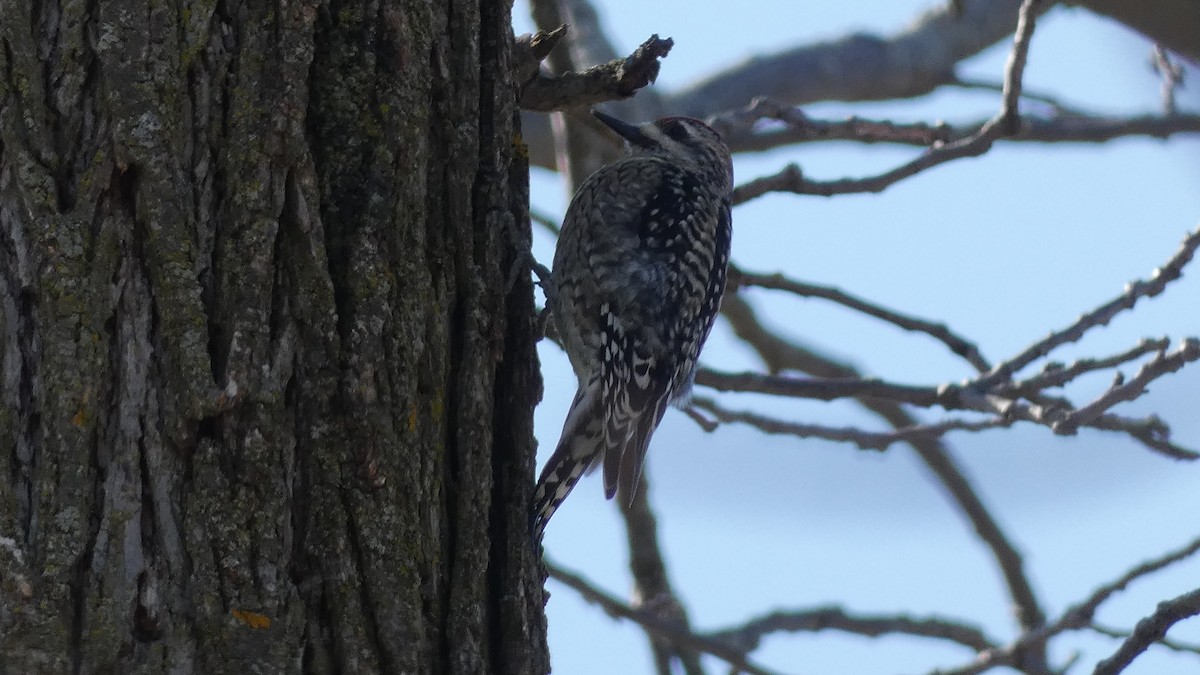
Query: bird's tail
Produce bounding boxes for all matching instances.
[532,378,605,538]
[601,373,671,507]
[531,367,673,537]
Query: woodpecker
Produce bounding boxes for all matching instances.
[532,110,733,537]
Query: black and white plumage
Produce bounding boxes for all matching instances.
[532,111,733,537]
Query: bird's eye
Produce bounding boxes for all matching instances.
[662,121,690,142]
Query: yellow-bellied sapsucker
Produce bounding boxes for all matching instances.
[532,111,733,537]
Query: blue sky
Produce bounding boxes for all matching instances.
[517,2,1200,672]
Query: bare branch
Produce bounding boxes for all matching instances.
[1090,623,1200,656]
[691,396,1009,453]
[529,0,667,185]
[729,266,992,372]
[731,145,963,201]
[708,96,954,150]
[732,0,1052,201]
[728,113,1007,200]
[522,0,1056,171]
[1088,413,1198,461]
[668,0,1043,116]
[531,0,619,69]
[717,295,1050,655]
[697,369,945,406]
[521,3,1199,173]
[1093,592,1200,674]
[921,113,1200,144]
[529,4,1198,674]
[937,534,1200,675]
[529,206,561,236]
[528,102,1200,174]
[975,226,1200,389]
[912,444,1048,663]
[950,76,1087,114]
[1054,339,1200,434]
[718,106,1200,158]
[1055,535,1200,634]
[696,367,1197,459]
[619,475,705,675]
[520,34,674,112]
[1151,45,1185,116]
[707,266,1200,457]
[999,0,1052,131]
[1005,338,1170,398]
[705,605,998,654]
[544,559,781,675]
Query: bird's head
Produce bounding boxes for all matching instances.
[593,110,733,188]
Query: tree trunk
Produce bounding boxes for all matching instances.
[0,1,548,672]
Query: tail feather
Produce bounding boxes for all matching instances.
[533,351,676,536]
[616,393,671,505]
[531,379,603,537]
[601,357,672,506]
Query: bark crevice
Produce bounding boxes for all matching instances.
[2,1,546,672]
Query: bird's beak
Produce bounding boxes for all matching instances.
[592,110,652,148]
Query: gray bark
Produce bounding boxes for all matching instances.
[0,1,548,673]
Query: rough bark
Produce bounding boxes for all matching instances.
[0,1,548,673]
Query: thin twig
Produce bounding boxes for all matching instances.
[695,368,1197,459]
[545,559,781,675]
[1054,535,1200,635]
[530,207,561,236]
[1093,589,1200,675]
[1087,413,1197,460]
[1004,338,1170,398]
[1150,45,1185,116]
[936,534,1200,675]
[708,96,954,149]
[974,226,1200,389]
[1054,339,1200,434]
[730,266,991,372]
[697,368,949,405]
[1090,623,1200,656]
[718,295,1050,659]
[725,111,1200,161]
[950,76,1085,114]
[705,606,998,653]
[667,0,1044,116]
[731,0,1056,203]
[998,0,1050,130]
[691,396,1010,452]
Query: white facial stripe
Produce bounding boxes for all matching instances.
[640,123,669,145]
[639,122,690,155]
